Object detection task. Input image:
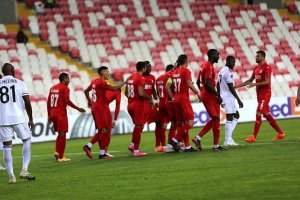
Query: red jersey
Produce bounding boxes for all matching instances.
[143,74,155,97]
[106,90,121,120]
[47,83,79,116]
[250,63,272,97]
[171,67,192,101]
[126,73,145,104]
[87,78,111,110]
[198,61,216,96]
[156,72,169,103]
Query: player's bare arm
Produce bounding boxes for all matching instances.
[187,80,200,100]
[22,95,34,130]
[228,83,243,108]
[138,86,151,100]
[247,78,269,88]
[205,78,222,104]
[84,87,92,108]
[235,77,254,88]
[165,80,174,100]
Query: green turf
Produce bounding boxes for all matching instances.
[0,118,299,199]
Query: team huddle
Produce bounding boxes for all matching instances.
[0,49,287,183]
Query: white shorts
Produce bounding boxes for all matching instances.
[0,123,31,142]
[222,101,238,114]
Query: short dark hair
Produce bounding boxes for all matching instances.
[166,64,174,72]
[176,54,188,66]
[98,66,108,75]
[136,61,146,72]
[207,49,219,58]
[59,72,69,82]
[2,63,14,75]
[226,55,235,62]
[256,50,266,58]
[144,61,150,64]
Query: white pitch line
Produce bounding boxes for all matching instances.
[8,141,300,159]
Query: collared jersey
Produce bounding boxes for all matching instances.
[47,83,79,116]
[198,61,216,96]
[218,66,235,103]
[250,63,272,97]
[87,78,111,110]
[170,67,192,101]
[0,75,28,125]
[126,73,145,104]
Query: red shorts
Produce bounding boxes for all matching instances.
[201,95,220,118]
[50,113,68,132]
[92,105,112,129]
[157,101,169,124]
[166,101,176,122]
[173,101,194,121]
[144,102,159,124]
[257,95,271,114]
[128,102,145,125]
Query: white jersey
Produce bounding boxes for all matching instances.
[0,75,29,125]
[218,66,235,103]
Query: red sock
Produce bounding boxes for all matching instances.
[90,133,100,145]
[154,126,161,147]
[183,130,190,147]
[253,114,262,137]
[212,120,220,145]
[198,120,213,137]
[160,127,166,146]
[55,135,61,153]
[175,124,192,141]
[168,125,177,143]
[58,135,66,159]
[264,114,282,133]
[132,126,143,150]
[99,133,110,150]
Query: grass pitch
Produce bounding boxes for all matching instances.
[0,118,299,200]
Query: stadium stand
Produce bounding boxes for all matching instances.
[2,0,300,116]
[21,0,300,100]
[0,24,91,117]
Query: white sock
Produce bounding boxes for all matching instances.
[87,143,93,148]
[133,150,139,153]
[231,118,238,138]
[225,121,233,143]
[22,138,31,171]
[185,146,191,149]
[3,145,14,176]
[213,145,219,148]
[196,135,201,140]
[100,150,105,155]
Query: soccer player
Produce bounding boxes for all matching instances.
[0,63,35,183]
[192,49,226,152]
[155,64,174,152]
[126,61,152,156]
[83,89,121,159]
[84,66,128,159]
[47,73,86,162]
[295,82,300,106]
[0,74,5,171]
[217,56,243,146]
[235,50,285,142]
[166,54,200,152]
[143,61,163,152]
